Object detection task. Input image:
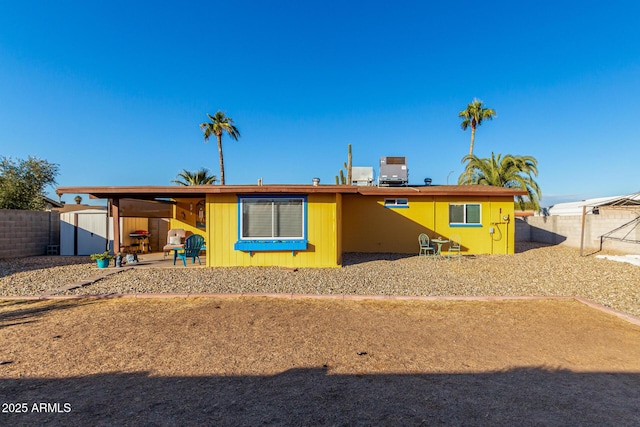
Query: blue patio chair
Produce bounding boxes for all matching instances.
[418,233,435,257]
[174,234,205,267]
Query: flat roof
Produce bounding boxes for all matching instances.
[57,184,527,200]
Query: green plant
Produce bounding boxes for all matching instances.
[172,168,217,186]
[335,144,352,185]
[0,156,60,210]
[459,152,541,210]
[90,251,113,261]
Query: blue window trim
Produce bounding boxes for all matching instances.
[235,195,308,254]
[234,240,308,253]
[450,224,483,228]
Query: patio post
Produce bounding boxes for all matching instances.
[111,198,120,255]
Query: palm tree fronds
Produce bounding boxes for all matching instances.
[459,152,542,211]
[172,168,218,186]
[200,110,241,185]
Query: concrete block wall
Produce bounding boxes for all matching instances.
[521,208,640,254]
[515,218,530,242]
[0,210,60,259]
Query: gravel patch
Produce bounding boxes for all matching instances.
[1,243,639,317]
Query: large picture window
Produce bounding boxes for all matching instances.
[241,198,304,239]
[449,203,481,226]
[235,196,307,252]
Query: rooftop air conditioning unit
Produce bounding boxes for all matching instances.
[378,156,408,186]
[351,167,374,186]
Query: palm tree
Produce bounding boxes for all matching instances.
[459,98,496,157]
[200,111,241,185]
[458,153,542,210]
[172,168,218,186]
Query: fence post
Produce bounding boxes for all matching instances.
[579,205,586,256]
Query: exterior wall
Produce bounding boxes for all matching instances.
[60,211,111,256]
[342,195,517,255]
[147,218,168,252]
[169,198,207,241]
[121,218,149,248]
[207,193,341,268]
[0,210,60,259]
[523,209,640,254]
[515,218,530,242]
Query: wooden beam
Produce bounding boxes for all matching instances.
[111,198,120,255]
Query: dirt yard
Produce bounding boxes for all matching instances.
[1,296,639,426]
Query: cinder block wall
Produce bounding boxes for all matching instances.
[515,218,530,242]
[0,210,60,259]
[521,208,640,254]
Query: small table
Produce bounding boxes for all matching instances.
[431,238,450,258]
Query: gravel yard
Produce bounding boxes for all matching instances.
[2,242,640,426]
[1,243,639,317]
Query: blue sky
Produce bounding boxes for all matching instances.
[1,1,639,207]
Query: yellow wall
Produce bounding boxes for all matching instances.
[169,197,206,234]
[121,218,149,247]
[342,195,516,255]
[168,198,207,260]
[165,192,517,268]
[207,193,341,268]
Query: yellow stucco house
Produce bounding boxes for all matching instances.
[57,184,526,268]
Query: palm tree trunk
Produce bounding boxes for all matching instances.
[217,134,225,185]
[468,126,476,157]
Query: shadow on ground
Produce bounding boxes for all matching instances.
[0,299,97,330]
[0,256,90,279]
[341,252,415,266]
[1,367,638,426]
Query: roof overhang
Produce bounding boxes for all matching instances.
[117,198,174,218]
[56,184,527,200]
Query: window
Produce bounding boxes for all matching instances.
[449,203,481,226]
[235,196,307,252]
[384,198,409,208]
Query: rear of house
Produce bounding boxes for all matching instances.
[57,184,525,268]
[167,185,521,267]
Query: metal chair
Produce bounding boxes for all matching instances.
[174,234,205,266]
[418,233,435,257]
[448,234,462,262]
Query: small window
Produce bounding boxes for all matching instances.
[449,203,481,225]
[384,198,409,208]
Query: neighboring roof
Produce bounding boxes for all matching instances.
[56,184,527,200]
[42,195,64,209]
[58,208,108,215]
[54,203,107,213]
[546,192,640,216]
[54,199,172,218]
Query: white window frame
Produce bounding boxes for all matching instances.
[449,203,482,226]
[239,197,306,241]
[384,198,409,208]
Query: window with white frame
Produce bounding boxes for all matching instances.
[449,203,481,225]
[240,197,305,240]
[384,198,409,208]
